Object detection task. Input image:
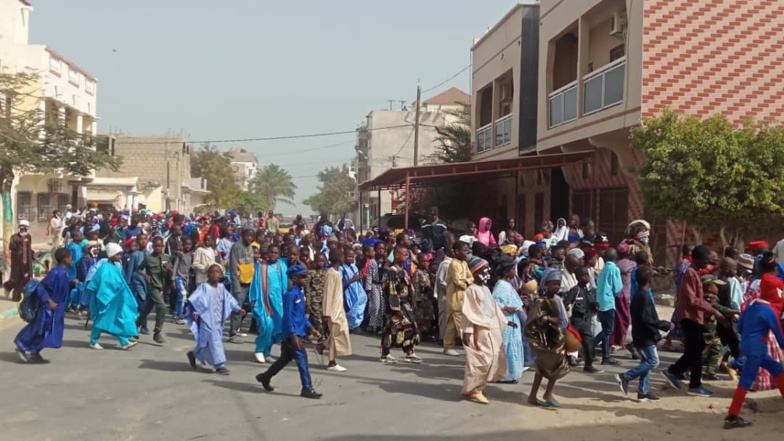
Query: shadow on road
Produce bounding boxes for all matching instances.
[138,358,202,372]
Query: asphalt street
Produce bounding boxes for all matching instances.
[0,311,779,441]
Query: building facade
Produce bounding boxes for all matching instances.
[229,147,258,191]
[358,88,470,225]
[470,0,784,265]
[0,0,100,241]
[96,135,194,213]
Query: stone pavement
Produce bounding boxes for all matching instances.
[0,309,781,441]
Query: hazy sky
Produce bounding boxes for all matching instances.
[29,0,520,215]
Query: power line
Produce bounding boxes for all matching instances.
[114,124,412,145]
[422,65,471,94]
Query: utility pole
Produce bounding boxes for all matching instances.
[413,82,421,166]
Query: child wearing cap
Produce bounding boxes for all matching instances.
[256,264,324,399]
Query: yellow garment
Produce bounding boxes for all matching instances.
[444,259,473,350]
[238,262,255,285]
[461,284,507,395]
[323,268,352,357]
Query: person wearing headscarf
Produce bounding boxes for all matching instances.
[525,268,570,408]
[476,217,496,247]
[461,256,508,404]
[86,243,139,351]
[492,255,525,383]
[553,218,569,244]
[624,220,652,264]
[724,251,784,429]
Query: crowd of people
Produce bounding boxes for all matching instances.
[7,205,784,429]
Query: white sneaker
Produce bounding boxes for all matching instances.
[443,349,461,356]
[380,355,398,364]
[15,347,29,363]
[238,332,248,337]
[89,343,104,350]
[405,354,423,364]
[327,364,348,372]
[254,352,266,364]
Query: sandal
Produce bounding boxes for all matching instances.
[530,399,550,408]
[545,398,561,408]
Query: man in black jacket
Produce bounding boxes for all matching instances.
[564,266,601,373]
[616,265,672,402]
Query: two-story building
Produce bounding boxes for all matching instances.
[0,0,100,241]
[471,0,784,264]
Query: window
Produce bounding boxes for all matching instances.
[17,191,32,221]
[572,189,595,222]
[598,187,629,245]
[49,54,62,76]
[582,162,589,179]
[37,193,50,222]
[68,68,80,87]
[611,152,620,176]
[610,44,626,62]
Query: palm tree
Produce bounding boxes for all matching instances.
[250,164,297,211]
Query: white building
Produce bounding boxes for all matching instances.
[229,147,258,191]
[0,0,99,241]
[357,88,470,225]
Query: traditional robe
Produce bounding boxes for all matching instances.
[492,280,524,381]
[324,268,352,357]
[461,283,508,395]
[340,263,367,330]
[250,260,287,357]
[525,296,570,381]
[87,260,139,339]
[187,282,241,368]
[14,265,70,353]
[6,233,34,301]
[124,250,148,304]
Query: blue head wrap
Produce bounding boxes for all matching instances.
[286,264,309,278]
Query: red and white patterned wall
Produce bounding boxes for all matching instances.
[642,0,784,123]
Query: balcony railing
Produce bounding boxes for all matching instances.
[495,114,513,147]
[477,123,493,153]
[583,56,626,115]
[548,81,578,128]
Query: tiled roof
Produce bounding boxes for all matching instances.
[423,87,470,106]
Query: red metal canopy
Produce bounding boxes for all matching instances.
[358,151,592,191]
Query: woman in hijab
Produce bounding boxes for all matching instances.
[526,268,570,408]
[477,217,496,247]
[492,255,525,383]
[553,218,569,243]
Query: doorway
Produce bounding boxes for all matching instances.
[550,167,570,224]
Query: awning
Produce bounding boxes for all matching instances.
[358,151,592,191]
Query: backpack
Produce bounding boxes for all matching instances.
[18,279,41,323]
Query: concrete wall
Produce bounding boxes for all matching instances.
[364,108,446,217]
[98,136,192,212]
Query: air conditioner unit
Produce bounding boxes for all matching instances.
[610,10,628,36]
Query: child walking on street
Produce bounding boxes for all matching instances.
[615,266,672,401]
[256,264,324,399]
[15,248,72,363]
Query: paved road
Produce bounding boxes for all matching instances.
[0,312,780,441]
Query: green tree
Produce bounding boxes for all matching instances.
[234,191,267,217]
[250,164,297,211]
[304,164,355,218]
[0,72,120,251]
[429,104,472,164]
[631,109,784,246]
[191,143,241,209]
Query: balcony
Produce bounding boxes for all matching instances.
[495,114,513,147]
[477,123,493,153]
[548,81,577,128]
[583,57,626,115]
